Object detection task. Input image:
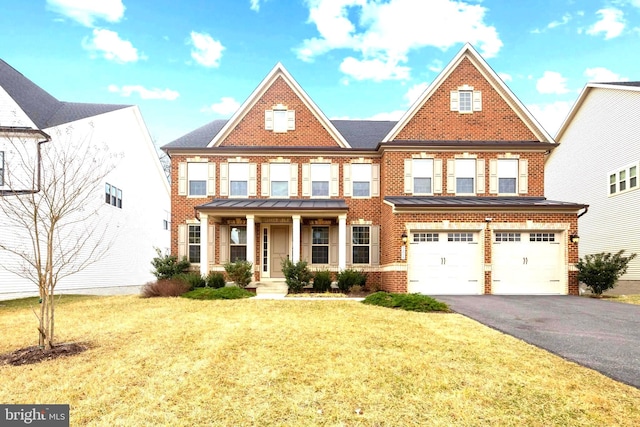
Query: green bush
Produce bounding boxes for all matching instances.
[205,271,226,289]
[150,247,190,280]
[362,292,449,312]
[141,279,191,298]
[577,250,637,295]
[337,269,367,293]
[223,260,253,288]
[281,258,312,293]
[182,287,254,300]
[312,270,333,293]
[174,272,205,290]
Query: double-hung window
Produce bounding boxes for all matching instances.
[188,225,200,263]
[497,159,518,194]
[311,227,329,264]
[229,163,249,197]
[455,159,476,194]
[105,183,123,209]
[270,163,289,197]
[609,163,638,195]
[230,226,247,261]
[413,159,433,194]
[352,226,370,264]
[352,164,371,197]
[188,163,207,196]
[311,163,330,197]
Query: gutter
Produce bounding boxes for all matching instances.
[0,128,51,196]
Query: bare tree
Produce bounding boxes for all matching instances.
[0,124,117,350]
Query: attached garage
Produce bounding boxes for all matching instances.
[492,231,566,294]
[407,231,483,295]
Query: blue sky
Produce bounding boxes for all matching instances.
[1,0,638,147]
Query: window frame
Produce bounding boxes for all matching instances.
[497,158,518,195]
[187,162,207,197]
[104,183,123,209]
[413,158,434,195]
[608,162,639,196]
[351,226,370,264]
[351,163,372,198]
[188,224,201,264]
[311,163,330,198]
[229,226,247,262]
[270,163,290,198]
[455,158,476,195]
[458,90,472,113]
[229,162,249,197]
[311,226,330,264]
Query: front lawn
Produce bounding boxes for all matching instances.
[1,296,639,426]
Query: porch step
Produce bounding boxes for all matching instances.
[254,281,288,299]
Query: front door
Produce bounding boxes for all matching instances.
[270,226,289,278]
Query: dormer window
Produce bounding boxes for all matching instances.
[265,104,295,133]
[451,85,481,113]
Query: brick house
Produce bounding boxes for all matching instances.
[162,43,586,295]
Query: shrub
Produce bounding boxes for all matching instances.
[205,271,226,289]
[337,269,367,293]
[362,292,449,312]
[577,250,637,295]
[182,287,254,300]
[141,279,190,298]
[281,258,312,293]
[223,260,253,288]
[150,248,190,280]
[312,270,333,293]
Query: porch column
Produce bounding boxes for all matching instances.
[246,215,255,265]
[199,213,208,276]
[292,215,301,263]
[338,214,347,270]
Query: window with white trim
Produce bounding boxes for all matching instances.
[459,91,472,112]
[105,183,123,209]
[188,225,200,263]
[229,163,249,197]
[188,162,207,196]
[530,233,555,242]
[352,226,370,264]
[609,163,638,196]
[413,159,433,194]
[230,226,247,261]
[413,232,438,242]
[311,227,329,264]
[498,159,518,194]
[352,164,371,197]
[270,163,289,197]
[495,232,521,242]
[448,232,474,242]
[455,159,476,194]
[0,151,4,186]
[265,104,295,133]
[311,163,330,197]
[450,86,481,113]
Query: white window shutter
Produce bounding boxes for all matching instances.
[434,159,443,193]
[178,162,187,195]
[489,159,498,194]
[343,164,352,197]
[290,163,298,197]
[404,158,413,193]
[261,163,269,196]
[219,163,228,196]
[518,159,528,194]
[476,159,485,194]
[450,91,459,111]
[207,224,215,268]
[473,91,482,111]
[301,226,310,262]
[302,164,310,197]
[287,110,295,130]
[249,163,257,196]
[265,110,273,130]
[446,159,455,194]
[346,226,352,265]
[330,163,339,197]
[207,163,216,196]
[178,224,187,260]
[371,225,380,266]
[329,226,338,266]
[371,164,380,197]
[219,225,229,263]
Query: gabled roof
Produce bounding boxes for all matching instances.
[382,43,554,143]
[555,82,640,141]
[207,63,350,148]
[0,58,129,129]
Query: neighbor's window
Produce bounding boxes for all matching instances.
[498,159,518,194]
[229,163,249,197]
[270,163,289,197]
[413,159,433,194]
[311,163,330,197]
[311,227,329,264]
[187,162,207,196]
[230,226,247,261]
[0,151,4,186]
[188,225,200,263]
[352,226,370,264]
[455,158,476,194]
[352,164,371,197]
[105,183,123,209]
[609,162,639,196]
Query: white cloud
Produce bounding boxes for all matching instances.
[547,13,571,29]
[584,67,629,82]
[527,101,574,136]
[46,0,125,27]
[498,72,512,82]
[404,82,429,105]
[587,8,625,39]
[82,29,144,63]
[295,0,502,81]
[250,0,260,12]
[190,31,225,67]
[536,71,570,94]
[339,57,410,81]
[427,60,443,73]
[201,97,240,115]
[108,84,179,100]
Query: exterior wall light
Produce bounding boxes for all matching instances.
[569,234,580,243]
[401,232,408,245]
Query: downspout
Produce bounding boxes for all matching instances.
[577,206,589,218]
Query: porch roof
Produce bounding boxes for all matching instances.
[196,198,349,211]
[385,196,587,210]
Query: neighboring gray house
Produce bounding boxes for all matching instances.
[545,82,640,283]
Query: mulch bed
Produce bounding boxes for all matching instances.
[0,342,89,366]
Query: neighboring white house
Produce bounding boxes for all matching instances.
[0,58,170,296]
[545,82,640,282]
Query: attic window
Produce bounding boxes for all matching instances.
[265,104,295,133]
[451,86,481,113]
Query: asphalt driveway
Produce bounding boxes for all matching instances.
[436,296,640,389]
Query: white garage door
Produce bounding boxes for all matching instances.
[408,231,483,295]
[492,231,565,294]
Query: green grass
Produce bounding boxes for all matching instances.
[181,286,254,300]
[363,291,450,312]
